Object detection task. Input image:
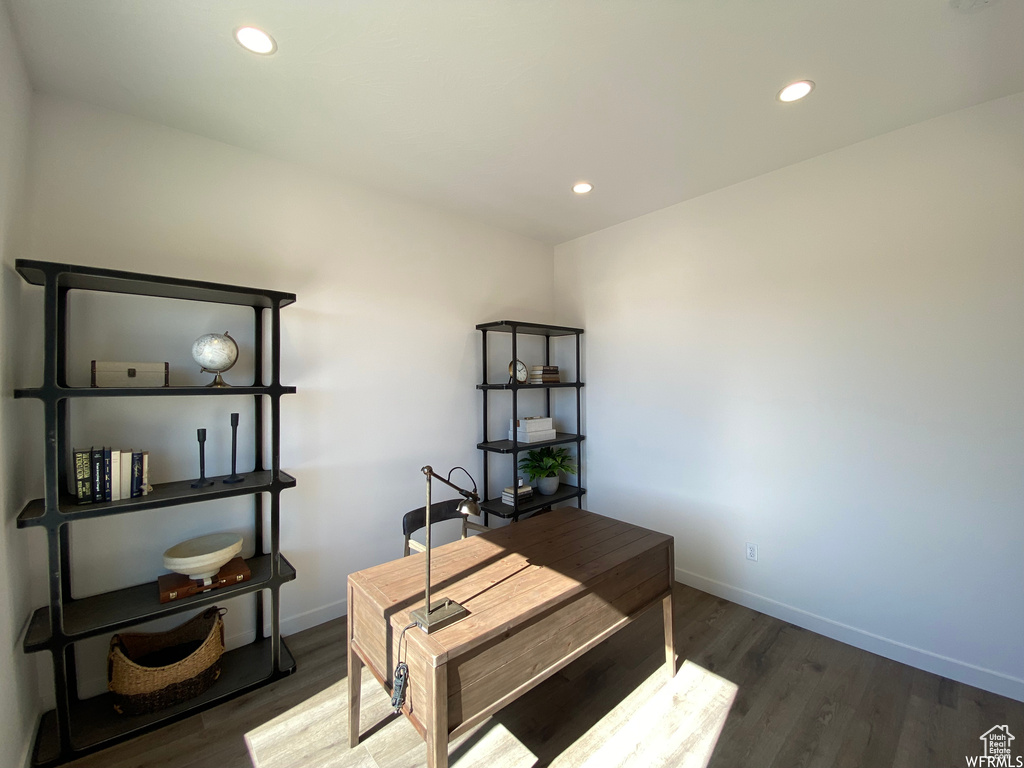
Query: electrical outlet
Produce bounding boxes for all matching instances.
[746,543,758,562]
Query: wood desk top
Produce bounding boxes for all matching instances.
[348,507,672,666]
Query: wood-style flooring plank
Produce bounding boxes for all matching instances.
[66,582,1024,768]
[707,627,827,767]
[833,655,916,768]
[768,637,877,768]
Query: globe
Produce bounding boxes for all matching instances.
[192,331,239,387]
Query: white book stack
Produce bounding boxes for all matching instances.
[509,416,556,443]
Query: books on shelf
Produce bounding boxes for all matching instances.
[73,449,92,503]
[528,365,560,384]
[73,447,152,504]
[141,451,150,497]
[508,428,557,443]
[103,447,112,501]
[91,448,104,503]
[502,483,533,505]
[132,450,144,498]
[119,450,132,500]
[110,449,121,501]
[509,416,553,432]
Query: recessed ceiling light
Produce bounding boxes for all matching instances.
[777,80,814,103]
[235,26,277,55]
[572,182,594,194]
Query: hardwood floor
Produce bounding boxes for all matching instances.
[67,583,1024,768]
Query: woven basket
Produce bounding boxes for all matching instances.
[108,606,226,715]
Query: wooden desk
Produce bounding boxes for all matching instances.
[346,507,675,768]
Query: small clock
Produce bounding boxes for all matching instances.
[508,359,528,384]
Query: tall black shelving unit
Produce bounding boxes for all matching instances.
[13,260,298,767]
[476,321,585,522]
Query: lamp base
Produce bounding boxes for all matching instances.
[411,598,469,633]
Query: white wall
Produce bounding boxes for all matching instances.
[0,1,39,764]
[554,93,1024,701]
[20,95,554,697]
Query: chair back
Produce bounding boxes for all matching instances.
[402,498,465,536]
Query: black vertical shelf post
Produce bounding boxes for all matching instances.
[13,260,298,768]
[269,299,283,671]
[510,326,520,517]
[480,329,489,527]
[252,304,266,640]
[575,331,583,495]
[43,270,74,752]
[475,321,586,523]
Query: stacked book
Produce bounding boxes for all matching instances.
[502,483,533,506]
[529,365,560,384]
[72,447,152,504]
[509,416,556,443]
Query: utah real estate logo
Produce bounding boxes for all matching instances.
[966,725,1022,767]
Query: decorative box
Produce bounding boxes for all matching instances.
[158,557,252,603]
[91,361,169,388]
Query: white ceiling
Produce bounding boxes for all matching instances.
[7,0,1024,244]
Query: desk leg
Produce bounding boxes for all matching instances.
[663,590,676,678]
[347,588,362,748]
[425,662,449,768]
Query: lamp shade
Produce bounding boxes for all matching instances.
[456,497,480,518]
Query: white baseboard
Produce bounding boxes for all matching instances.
[280,598,348,638]
[675,567,1024,703]
[239,598,350,643]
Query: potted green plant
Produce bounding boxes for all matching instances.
[518,446,577,496]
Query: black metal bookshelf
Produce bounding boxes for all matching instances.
[476,320,586,523]
[14,260,297,767]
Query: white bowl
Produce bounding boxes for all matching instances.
[163,533,243,581]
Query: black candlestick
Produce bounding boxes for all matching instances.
[223,412,244,484]
[190,428,214,488]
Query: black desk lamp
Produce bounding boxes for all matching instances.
[411,465,480,633]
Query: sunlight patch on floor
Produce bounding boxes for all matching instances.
[246,660,737,768]
[448,660,737,768]
[560,660,738,768]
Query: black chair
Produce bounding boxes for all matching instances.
[402,498,488,556]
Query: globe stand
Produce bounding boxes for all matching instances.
[203,370,231,388]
